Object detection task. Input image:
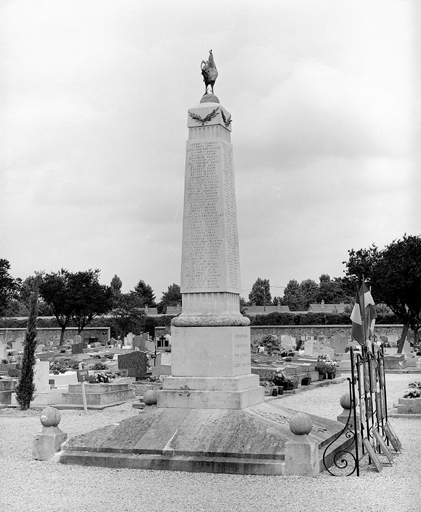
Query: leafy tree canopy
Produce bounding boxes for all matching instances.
[39,269,112,344]
[110,275,122,295]
[158,283,181,314]
[281,279,302,311]
[133,280,156,307]
[110,292,146,340]
[249,278,272,307]
[0,259,20,316]
[344,234,421,351]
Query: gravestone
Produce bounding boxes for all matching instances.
[0,340,6,361]
[124,332,134,347]
[74,335,82,344]
[330,334,347,354]
[118,351,148,380]
[132,336,144,350]
[34,360,50,394]
[304,341,314,356]
[72,343,84,355]
[281,335,295,351]
[388,335,399,347]
[13,338,24,353]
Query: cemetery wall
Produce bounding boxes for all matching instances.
[250,325,405,343]
[0,327,110,345]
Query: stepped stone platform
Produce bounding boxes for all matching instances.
[389,397,421,418]
[59,401,351,475]
[58,383,135,410]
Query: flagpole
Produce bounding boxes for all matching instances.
[360,276,367,352]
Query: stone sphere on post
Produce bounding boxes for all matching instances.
[144,390,158,406]
[340,393,358,410]
[289,412,313,435]
[40,406,61,427]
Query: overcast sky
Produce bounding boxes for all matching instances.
[1,0,418,301]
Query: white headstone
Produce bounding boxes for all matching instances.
[0,340,6,360]
[33,360,50,394]
[124,332,134,347]
[160,352,172,366]
[304,341,314,356]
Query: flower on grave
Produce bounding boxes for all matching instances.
[315,355,337,374]
[403,387,421,398]
[408,381,421,389]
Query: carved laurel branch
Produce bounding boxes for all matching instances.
[172,314,250,327]
[221,109,232,127]
[189,108,219,126]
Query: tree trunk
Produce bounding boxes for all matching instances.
[59,326,66,346]
[397,323,410,353]
[413,327,420,351]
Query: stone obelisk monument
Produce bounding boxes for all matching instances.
[60,53,347,475]
[158,51,264,409]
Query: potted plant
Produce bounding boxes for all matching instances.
[326,360,338,379]
[273,371,295,391]
[315,360,328,379]
[316,355,337,379]
[301,375,311,386]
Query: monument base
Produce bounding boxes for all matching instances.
[59,402,351,476]
[158,375,264,409]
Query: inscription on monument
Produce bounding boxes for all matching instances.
[181,138,240,293]
[232,332,250,374]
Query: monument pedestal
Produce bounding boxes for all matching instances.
[158,375,264,409]
[158,323,264,409]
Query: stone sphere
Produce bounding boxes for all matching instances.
[143,390,158,406]
[340,393,358,409]
[289,412,313,435]
[40,406,61,427]
[200,93,220,104]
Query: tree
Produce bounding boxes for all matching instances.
[39,270,72,345]
[282,279,302,311]
[70,270,113,334]
[110,292,146,341]
[299,279,319,309]
[248,278,272,308]
[158,283,182,314]
[344,235,421,352]
[317,274,352,305]
[133,280,156,307]
[39,269,112,345]
[17,276,53,316]
[0,259,20,317]
[15,275,41,410]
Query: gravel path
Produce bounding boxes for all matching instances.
[1,374,420,512]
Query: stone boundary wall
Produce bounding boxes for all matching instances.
[250,325,404,343]
[0,327,110,345]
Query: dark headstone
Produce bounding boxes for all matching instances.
[118,351,148,380]
[72,343,84,355]
[8,369,21,378]
[132,336,144,351]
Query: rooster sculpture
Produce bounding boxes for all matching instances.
[201,50,218,95]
